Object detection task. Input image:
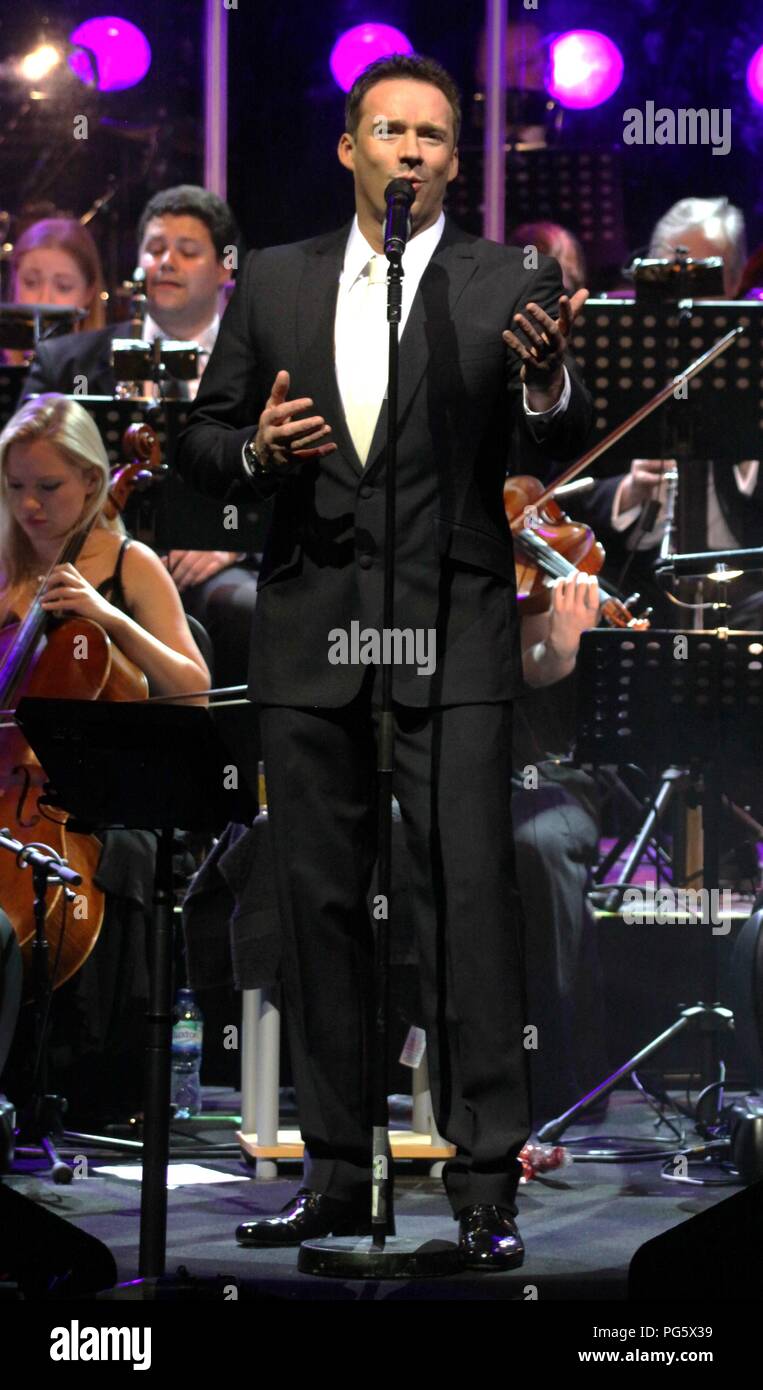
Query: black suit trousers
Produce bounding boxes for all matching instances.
[259,680,531,1216]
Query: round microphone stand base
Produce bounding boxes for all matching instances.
[297,1233,463,1280]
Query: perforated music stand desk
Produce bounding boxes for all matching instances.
[568,299,763,467]
[453,146,627,281]
[15,695,257,1278]
[574,628,763,1084]
[575,629,763,774]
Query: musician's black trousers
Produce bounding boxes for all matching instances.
[259,684,531,1216]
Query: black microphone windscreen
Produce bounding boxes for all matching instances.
[384,178,415,207]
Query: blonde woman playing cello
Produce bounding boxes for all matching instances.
[0,394,209,1126]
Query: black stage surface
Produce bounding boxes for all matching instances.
[3,1086,751,1302]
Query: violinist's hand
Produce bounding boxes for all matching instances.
[160,550,246,593]
[503,288,589,409]
[39,563,118,629]
[546,572,601,661]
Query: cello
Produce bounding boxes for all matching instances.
[0,422,160,992]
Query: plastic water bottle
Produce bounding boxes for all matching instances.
[171,988,204,1118]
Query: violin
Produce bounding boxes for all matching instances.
[0,422,161,994]
[504,474,649,629]
[502,324,744,630]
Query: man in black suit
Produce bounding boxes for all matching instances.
[21,185,259,687]
[177,54,593,1269]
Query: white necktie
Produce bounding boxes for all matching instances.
[341,254,388,466]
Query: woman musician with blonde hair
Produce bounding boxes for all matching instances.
[0,393,209,696]
[0,393,210,1125]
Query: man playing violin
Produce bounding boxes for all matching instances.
[178,53,593,1269]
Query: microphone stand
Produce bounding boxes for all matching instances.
[299,198,461,1279]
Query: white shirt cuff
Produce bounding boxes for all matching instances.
[610,475,642,533]
[611,461,760,549]
[735,459,760,495]
[611,474,671,550]
[522,365,571,429]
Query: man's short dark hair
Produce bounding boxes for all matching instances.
[345,54,462,146]
[137,185,238,261]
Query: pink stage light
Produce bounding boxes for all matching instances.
[547,30,624,110]
[746,44,763,106]
[330,23,413,93]
[68,16,152,92]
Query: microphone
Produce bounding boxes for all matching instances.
[383,178,415,262]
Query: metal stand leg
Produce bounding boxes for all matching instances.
[240,986,281,1178]
[240,990,258,1135]
[138,828,175,1278]
[412,1049,446,1177]
[598,766,684,911]
[255,986,280,1179]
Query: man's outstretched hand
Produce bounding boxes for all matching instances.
[503,288,589,408]
[255,369,337,470]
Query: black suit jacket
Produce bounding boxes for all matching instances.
[22,322,132,399]
[177,218,593,706]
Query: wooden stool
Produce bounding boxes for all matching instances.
[236,985,455,1176]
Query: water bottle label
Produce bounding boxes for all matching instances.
[173,1022,202,1051]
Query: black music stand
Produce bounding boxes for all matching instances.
[453,146,627,283]
[14,695,257,1279]
[568,298,763,468]
[564,298,759,618]
[538,628,763,1141]
[568,301,757,880]
[0,365,27,430]
[23,394,270,553]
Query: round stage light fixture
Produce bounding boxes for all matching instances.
[547,30,624,110]
[330,23,413,93]
[68,16,152,92]
[746,44,763,107]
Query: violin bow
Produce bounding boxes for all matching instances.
[510,325,743,530]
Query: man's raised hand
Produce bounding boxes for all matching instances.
[503,287,589,389]
[255,369,336,470]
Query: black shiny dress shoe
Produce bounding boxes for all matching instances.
[236,1188,372,1247]
[457,1204,525,1271]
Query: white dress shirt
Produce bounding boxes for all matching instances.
[242,216,570,477]
[334,214,570,465]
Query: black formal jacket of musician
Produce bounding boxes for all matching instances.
[177,218,594,707]
[22,322,132,399]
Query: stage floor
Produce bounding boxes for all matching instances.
[4,1086,749,1301]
